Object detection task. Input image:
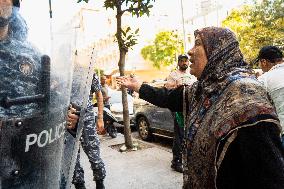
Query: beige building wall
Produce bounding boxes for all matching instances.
[70,7,177,85]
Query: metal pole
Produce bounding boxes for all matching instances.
[49,0,52,18]
[180,0,187,52]
[49,0,53,55]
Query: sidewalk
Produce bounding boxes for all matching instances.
[79,133,183,189]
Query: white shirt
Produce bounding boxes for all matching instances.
[165,69,196,89]
[258,62,284,132]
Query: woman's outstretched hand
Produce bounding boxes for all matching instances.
[116,76,142,93]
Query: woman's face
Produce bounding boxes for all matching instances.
[188,34,208,79]
[0,0,13,19]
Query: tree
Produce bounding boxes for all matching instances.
[78,0,155,149]
[141,30,184,69]
[222,0,284,64]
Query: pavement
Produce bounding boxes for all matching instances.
[77,133,183,189]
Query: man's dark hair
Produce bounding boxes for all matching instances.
[178,54,189,62]
[256,46,283,64]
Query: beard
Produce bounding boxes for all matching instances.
[0,16,10,27]
[179,64,188,71]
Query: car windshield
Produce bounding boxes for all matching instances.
[108,88,133,104]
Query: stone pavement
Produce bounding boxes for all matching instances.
[77,133,183,189]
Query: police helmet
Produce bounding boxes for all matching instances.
[13,0,20,7]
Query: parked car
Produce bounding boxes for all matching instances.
[133,82,174,141]
[108,88,134,126]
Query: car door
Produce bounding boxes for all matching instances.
[149,82,175,132]
[151,106,174,132]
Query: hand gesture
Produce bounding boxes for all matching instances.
[116,76,142,92]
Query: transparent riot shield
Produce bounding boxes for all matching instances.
[59,49,96,189]
[0,4,93,189]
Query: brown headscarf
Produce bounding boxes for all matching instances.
[194,27,252,97]
[182,27,280,189]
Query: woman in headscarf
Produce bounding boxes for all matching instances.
[117,27,284,189]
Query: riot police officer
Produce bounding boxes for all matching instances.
[0,0,48,188]
[67,73,106,189]
[0,1,80,188]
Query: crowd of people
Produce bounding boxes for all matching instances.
[1,0,284,189]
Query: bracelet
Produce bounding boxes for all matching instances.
[97,115,103,119]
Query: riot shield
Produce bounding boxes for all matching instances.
[59,49,96,189]
[0,8,67,189]
[0,4,91,189]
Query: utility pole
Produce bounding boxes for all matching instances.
[180,0,187,52]
[49,0,53,56]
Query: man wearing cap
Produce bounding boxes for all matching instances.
[165,54,196,173]
[256,46,284,144]
[165,54,196,89]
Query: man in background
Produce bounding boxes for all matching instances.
[100,75,111,109]
[165,54,196,173]
[256,46,284,144]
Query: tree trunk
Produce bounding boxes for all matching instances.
[116,4,133,149]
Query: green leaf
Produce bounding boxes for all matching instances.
[135,28,139,34]
[127,35,133,40]
[126,27,131,33]
[145,9,150,17]
[122,30,126,37]
[77,0,89,3]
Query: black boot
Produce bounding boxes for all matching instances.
[171,162,183,173]
[96,179,105,189]
[171,158,183,173]
[74,183,86,189]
